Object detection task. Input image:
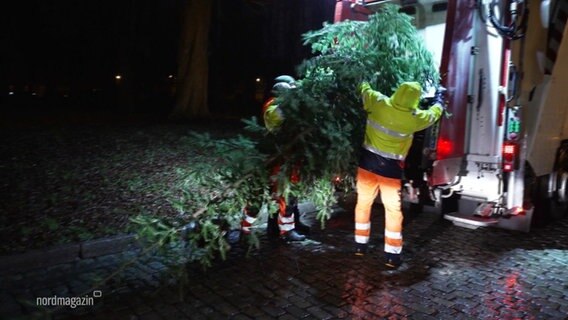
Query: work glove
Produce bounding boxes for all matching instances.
[434,86,447,107]
[432,86,452,118]
[357,81,369,93]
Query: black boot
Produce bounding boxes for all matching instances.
[266,215,280,239]
[384,252,402,269]
[294,221,311,235]
[293,205,311,235]
[226,229,242,245]
[354,243,368,256]
[281,229,306,242]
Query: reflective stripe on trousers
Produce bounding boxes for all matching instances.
[273,165,298,234]
[354,167,403,254]
[241,208,258,234]
[277,196,295,233]
[242,197,297,234]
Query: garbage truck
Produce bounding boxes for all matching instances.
[334,0,568,231]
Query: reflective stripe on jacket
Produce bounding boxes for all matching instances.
[360,82,443,160]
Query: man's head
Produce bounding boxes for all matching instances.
[391,82,422,110]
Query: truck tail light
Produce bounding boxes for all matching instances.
[333,175,342,185]
[502,142,518,172]
[436,138,454,160]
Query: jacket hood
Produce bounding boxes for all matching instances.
[390,82,422,111]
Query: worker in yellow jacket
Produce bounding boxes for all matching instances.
[240,76,308,242]
[354,81,445,269]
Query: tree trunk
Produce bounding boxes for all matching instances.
[171,0,212,120]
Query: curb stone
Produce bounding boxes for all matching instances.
[0,200,350,275]
[0,243,80,275]
[0,234,139,274]
[80,234,137,259]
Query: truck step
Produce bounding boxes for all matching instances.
[443,212,499,229]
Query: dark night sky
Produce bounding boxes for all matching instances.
[3,0,181,87]
[1,0,336,116]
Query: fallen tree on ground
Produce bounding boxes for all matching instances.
[132,5,440,268]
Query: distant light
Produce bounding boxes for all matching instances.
[8,91,14,95]
[255,78,261,82]
[168,75,174,79]
[32,92,37,96]
[115,75,122,80]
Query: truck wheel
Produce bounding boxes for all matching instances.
[524,162,553,227]
[532,175,551,227]
[525,161,549,227]
[549,198,568,219]
[548,172,568,219]
[530,173,566,227]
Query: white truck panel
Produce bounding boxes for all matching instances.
[468,21,505,158]
[557,23,568,142]
[527,23,568,176]
[458,155,501,200]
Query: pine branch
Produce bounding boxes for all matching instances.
[133,4,440,270]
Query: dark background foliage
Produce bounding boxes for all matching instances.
[1,0,336,119]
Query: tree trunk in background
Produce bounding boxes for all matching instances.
[171,0,212,120]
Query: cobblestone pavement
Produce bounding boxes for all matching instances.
[2,201,568,320]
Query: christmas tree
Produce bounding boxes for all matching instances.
[133,5,439,267]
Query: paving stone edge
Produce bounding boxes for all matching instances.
[0,234,139,274]
[0,199,352,275]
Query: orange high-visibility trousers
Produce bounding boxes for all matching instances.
[242,164,301,235]
[354,167,403,254]
[241,207,258,234]
[272,164,300,234]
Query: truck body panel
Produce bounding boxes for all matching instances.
[528,21,568,176]
[334,0,568,231]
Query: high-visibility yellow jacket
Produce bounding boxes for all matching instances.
[360,81,443,160]
[263,97,284,131]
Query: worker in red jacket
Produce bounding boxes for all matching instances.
[240,75,307,242]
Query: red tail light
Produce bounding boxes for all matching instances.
[436,138,454,160]
[502,142,518,172]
